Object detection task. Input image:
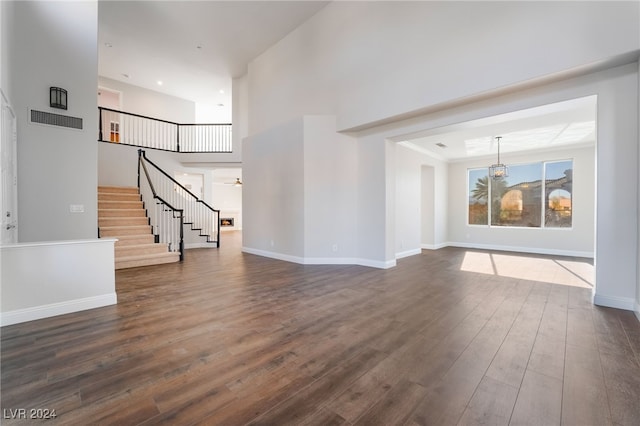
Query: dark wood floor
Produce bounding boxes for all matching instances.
[2,231,639,425]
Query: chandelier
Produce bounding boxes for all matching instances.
[489,136,508,179]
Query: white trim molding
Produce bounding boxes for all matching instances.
[1,238,117,326]
[446,242,594,258]
[241,247,396,269]
[396,248,422,259]
[635,300,640,323]
[593,293,637,312]
[421,243,449,250]
[1,294,117,327]
[185,242,218,249]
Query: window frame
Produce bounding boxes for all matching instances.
[467,158,573,230]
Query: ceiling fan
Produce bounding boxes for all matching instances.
[224,178,243,186]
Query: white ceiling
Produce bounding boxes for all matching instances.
[398,96,597,162]
[98,1,329,113]
[98,2,597,163]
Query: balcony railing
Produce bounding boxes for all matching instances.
[98,107,232,153]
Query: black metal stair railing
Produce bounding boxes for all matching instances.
[99,107,232,153]
[138,156,185,261]
[138,150,221,249]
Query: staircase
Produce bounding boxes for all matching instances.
[98,186,180,269]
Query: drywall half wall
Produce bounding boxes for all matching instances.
[11,1,98,242]
[1,239,117,326]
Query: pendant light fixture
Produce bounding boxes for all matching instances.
[489,136,508,179]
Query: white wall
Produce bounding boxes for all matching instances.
[354,135,389,267]
[638,60,640,321]
[196,102,230,124]
[303,115,357,261]
[448,145,595,257]
[0,0,9,99]
[1,239,117,326]
[98,76,195,123]
[11,1,98,242]
[247,1,639,135]
[230,74,248,164]
[421,166,435,248]
[242,118,305,258]
[242,115,364,265]
[395,144,448,257]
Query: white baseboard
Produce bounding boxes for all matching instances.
[421,243,448,250]
[396,248,422,259]
[593,293,636,311]
[241,247,396,269]
[447,242,593,258]
[635,300,640,323]
[185,242,217,249]
[1,293,118,327]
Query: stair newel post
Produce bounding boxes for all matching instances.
[179,210,184,261]
[98,107,103,141]
[137,149,143,190]
[176,123,180,152]
[216,210,220,248]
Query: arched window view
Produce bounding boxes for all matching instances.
[468,159,573,228]
[545,160,573,227]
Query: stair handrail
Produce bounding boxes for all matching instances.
[138,149,221,248]
[138,153,185,260]
[98,106,232,152]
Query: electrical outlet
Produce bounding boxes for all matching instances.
[332,244,338,252]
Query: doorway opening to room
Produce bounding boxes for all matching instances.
[212,168,242,233]
[395,95,597,292]
[98,87,122,143]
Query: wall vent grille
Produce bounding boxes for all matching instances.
[30,109,83,130]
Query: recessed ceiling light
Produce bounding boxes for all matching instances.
[157,81,163,86]
[196,45,203,50]
[122,73,130,79]
[104,42,112,48]
[217,103,224,107]
[436,142,447,148]
[219,89,224,94]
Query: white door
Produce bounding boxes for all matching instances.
[0,90,17,244]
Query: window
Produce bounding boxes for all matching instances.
[545,160,573,228]
[468,159,573,228]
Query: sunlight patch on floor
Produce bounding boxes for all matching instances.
[460,251,594,288]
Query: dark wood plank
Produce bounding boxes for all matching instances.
[1,232,633,425]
